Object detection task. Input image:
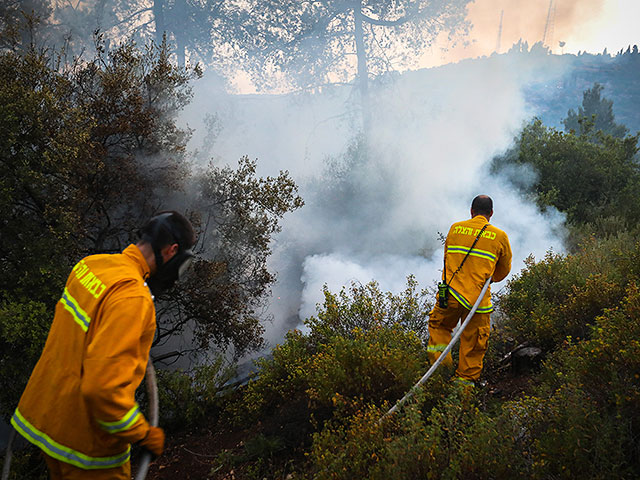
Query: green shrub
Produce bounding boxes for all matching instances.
[306,326,426,410]
[488,282,640,478]
[310,403,388,480]
[498,234,640,352]
[154,357,236,430]
[491,118,640,226]
[0,299,51,417]
[229,328,313,424]
[500,387,631,479]
[306,276,432,345]
[310,385,525,480]
[233,278,432,426]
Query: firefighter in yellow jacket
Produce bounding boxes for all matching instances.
[427,195,512,387]
[11,211,196,479]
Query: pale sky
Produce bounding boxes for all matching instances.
[231,0,638,93]
[423,0,640,67]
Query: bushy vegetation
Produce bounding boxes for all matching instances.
[498,233,640,352]
[195,87,640,479]
[230,278,432,428]
[221,233,640,478]
[3,6,640,479]
[153,357,236,430]
[491,118,640,230]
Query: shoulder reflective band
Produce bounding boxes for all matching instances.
[11,409,130,470]
[449,287,494,313]
[98,405,142,434]
[60,288,91,332]
[447,245,497,262]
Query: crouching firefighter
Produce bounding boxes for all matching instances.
[427,195,512,388]
[10,211,196,479]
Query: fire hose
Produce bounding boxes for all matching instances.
[135,360,159,480]
[1,360,159,480]
[381,276,492,422]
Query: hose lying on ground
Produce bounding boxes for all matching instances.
[380,277,492,422]
[135,360,159,480]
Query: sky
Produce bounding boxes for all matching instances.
[424,0,640,67]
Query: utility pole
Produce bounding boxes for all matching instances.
[495,9,503,54]
[542,0,556,51]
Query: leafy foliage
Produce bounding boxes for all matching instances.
[499,233,640,352]
[231,277,431,427]
[302,237,640,478]
[563,82,629,139]
[492,118,640,228]
[310,385,522,480]
[155,156,304,357]
[241,0,472,91]
[0,33,302,420]
[0,300,50,416]
[495,282,640,479]
[153,357,236,430]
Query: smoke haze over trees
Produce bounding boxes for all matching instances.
[3,0,640,475]
[2,0,640,378]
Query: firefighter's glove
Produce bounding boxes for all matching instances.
[140,426,165,457]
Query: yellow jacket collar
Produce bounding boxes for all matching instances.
[470,215,490,226]
[122,244,151,279]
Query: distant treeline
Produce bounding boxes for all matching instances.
[525,44,640,132]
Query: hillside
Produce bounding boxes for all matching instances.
[3,35,640,479]
[142,47,640,478]
[419,42,640,133]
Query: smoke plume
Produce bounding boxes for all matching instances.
[182,49,568,348]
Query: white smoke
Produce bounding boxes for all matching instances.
[181,50,568,349]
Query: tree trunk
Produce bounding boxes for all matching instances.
[353,3,371,134]
[174,0,187,67]
[176,38,186,67]
[153,0,166,45]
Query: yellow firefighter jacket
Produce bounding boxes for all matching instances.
[11,244,155,469]
[443,215,512,313]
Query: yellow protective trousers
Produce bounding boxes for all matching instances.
[427,295,491,382]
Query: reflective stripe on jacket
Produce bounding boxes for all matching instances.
[12,244,155,469]
[443,215,512,312]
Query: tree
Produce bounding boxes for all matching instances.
[71,36,200,253]
[0,32,304,416]
[0,45,94,416]
[562,83,629,139]
[243,0,472,129]
[91,0,242,67]
[154,157,304,360]
[491,119,640,228]
[148,0,241,67]
[0,1,54,50]
[1,0,243,68]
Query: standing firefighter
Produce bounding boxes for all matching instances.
[10,211,196,479]
[427,195,512,387]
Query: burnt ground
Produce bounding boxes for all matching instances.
[141,420,309,480]
[137,367,537,480]
[141,426,249,480]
